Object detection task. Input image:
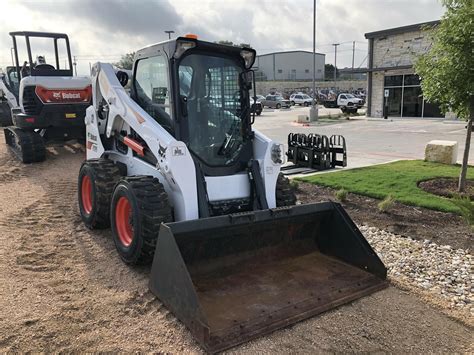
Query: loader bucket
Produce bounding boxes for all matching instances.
[149,202,387,353]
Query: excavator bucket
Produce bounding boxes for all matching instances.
[149,202,387,353]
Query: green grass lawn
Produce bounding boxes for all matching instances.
[298,160,473,214]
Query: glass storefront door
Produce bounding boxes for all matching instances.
[402,86,423,117]
[386,88,402,116]
[383,74,443,118]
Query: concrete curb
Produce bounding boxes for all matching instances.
[287,159,405,180]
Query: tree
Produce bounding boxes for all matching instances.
[114,52,135,70]
[216,40,234,46]
[324,64,338,81]
[414,0,473,192]
[215,41,252,48]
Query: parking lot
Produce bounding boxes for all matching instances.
[254,106,473,168]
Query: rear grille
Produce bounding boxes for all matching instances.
[22,86,42,115]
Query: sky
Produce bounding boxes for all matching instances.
[0,0,444,75]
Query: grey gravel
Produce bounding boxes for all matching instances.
[359,225,473,316]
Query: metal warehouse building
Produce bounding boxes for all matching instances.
[365,21,444,118]
[255,51,325,81]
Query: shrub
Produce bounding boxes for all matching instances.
[289,179,299,190]
[451,195,474,228]
[378,194,395,213]
[335,188,348,202]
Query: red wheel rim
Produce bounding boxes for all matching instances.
[81,175,93,215]
[115,196,134,247]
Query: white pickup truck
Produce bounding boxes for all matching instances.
[337,93,364,113]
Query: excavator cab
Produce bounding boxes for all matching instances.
[4,31,91,163]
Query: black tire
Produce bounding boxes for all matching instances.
[341,106,347,113]
[290,101,295,106]
[78,159,122,229]
[111,176,172,265]
[276,103,281,109]
[256,111,262,116]
[276,173,297,207]
[4,128,45,163]
[304,102,309,107]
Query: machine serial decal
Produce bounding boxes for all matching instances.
[87,132,97,142]
[172,146,185,156]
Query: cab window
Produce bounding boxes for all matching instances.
[134,55,172,131]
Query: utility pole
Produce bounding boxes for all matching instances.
[332,43,340,88]
[309,0,318,121]
[351,41,355,81]
[165,30,175,39]
[73,56,77,76]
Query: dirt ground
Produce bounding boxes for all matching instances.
[418,177,474,200]
[297,182,473,252]
[0,134,472,353]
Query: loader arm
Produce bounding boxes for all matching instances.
[0,74,18,109]
[86,62,199,221]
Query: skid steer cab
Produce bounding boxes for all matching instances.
[78,35,387,353]
[3,31,91,163]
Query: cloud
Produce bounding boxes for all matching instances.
[0,0,444,74]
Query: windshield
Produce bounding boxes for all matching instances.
[276,96,284,100]
[345,94,355,98]
[178,53,248,167]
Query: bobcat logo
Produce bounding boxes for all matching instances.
[158,143,167,157]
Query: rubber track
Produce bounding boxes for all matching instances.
[276,173,297,206]
[83,159,122,229]
[0,101,12,127]
[123,176,172,264]
[5,128,46,163]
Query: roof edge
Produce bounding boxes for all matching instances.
[364,20,440,39]
[257,50,325,57]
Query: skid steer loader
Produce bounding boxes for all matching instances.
[3,31,91,163]
[0,67,18,127]
[78,35,387,353]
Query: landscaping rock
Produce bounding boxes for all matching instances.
[424,140,458,164]
[359,225,473,316]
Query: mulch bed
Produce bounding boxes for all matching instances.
[296,182,473,252]
[418,177,473,200]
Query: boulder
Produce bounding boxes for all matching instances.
[424,140,458,164]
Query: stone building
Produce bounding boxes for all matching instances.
[365,21,445,118]
[255,51,325,81]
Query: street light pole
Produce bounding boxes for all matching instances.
[165,30,175,39]
[332,43,340,88]
[309,0,318,121]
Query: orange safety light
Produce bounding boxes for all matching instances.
[184,33,198,39]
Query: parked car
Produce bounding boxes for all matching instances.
[337,93,364,113]
[290,93,314,106]
[251,96,263,116]
[261,95,291,109]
